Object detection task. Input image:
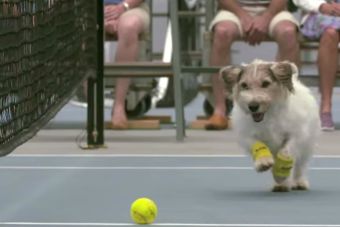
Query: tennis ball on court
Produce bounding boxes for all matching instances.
[130,197,158,224]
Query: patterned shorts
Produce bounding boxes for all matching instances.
[301,12,340,40]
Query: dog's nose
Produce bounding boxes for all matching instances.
[248,103,259,112]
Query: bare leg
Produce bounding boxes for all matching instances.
[206,21,239,130]
[318,28,338,114]
[110,15,144,129]
[272,21,300,65]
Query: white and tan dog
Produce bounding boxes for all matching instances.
[221,59,320,192]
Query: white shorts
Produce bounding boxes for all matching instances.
[209,6,299,37]
[120,3,150,34]
[104,3,150,39]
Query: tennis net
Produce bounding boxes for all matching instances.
[0,0,98,156]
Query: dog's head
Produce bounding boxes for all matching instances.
[221,59,298,123]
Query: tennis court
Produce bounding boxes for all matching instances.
[0,130,339,227]
[1,1,340,226]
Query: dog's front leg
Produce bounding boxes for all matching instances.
[249,141,274,172]
[271,139,295,192]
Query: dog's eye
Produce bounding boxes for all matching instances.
[240,82,249,90]
[262,81,271,88]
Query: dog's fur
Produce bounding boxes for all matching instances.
[221,59,320,192]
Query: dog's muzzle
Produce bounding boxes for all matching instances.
[248,103,264,122]
[252,113,264,122]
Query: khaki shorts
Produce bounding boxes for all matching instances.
[209,6,298,37]
[105,3,150,38]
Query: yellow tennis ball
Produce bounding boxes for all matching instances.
[130,197,158,224]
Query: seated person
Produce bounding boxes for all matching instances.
[104,0,150,129]
[293,0,340,131]
[206,0,300,130]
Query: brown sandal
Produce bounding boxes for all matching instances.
[205,114,229,130]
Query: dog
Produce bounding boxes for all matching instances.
[221,59,320,192]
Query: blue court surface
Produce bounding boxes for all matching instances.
[0,152,340,227]
[1,90,340,227]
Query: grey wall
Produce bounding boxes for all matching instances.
[152,0,168,53]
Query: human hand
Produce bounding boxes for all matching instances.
[104,4,125,21]
[105,19,119,34]
[319,2,340,16]
[239,12,254,40]
[247,13,271,46]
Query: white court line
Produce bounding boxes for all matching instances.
[8,154,246,158]
[0,223,132,226]
[0,166,252,170]
[0,166,339,170]
[1,222,340,227]
[7,154,340,158]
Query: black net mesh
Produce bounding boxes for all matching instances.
[0,0,98,156]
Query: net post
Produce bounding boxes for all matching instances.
[87,0,105,147]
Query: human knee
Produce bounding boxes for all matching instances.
[321,28,339,43]
[275,23,298,43]
[213,22,237,44]
[118,17,143,39]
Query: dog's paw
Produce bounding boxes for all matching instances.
[252,141,273,172]
[272,183,290,192]
[292,179,309,191]
[255,156,274,172]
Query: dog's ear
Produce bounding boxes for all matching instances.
[270,61,296,92]
[220,65,243,93]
